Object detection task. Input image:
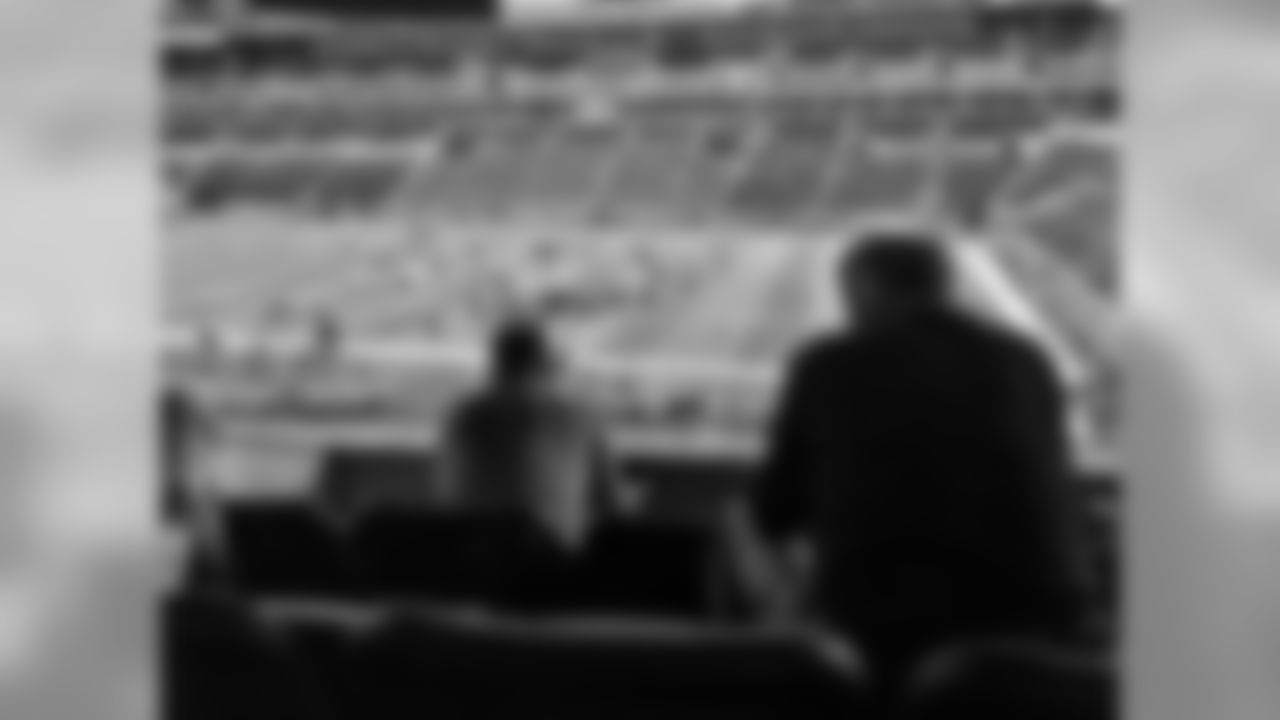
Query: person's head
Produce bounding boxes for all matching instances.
[839,232,952,328]
[490,318,557,387]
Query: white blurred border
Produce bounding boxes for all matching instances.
[1131,2,1280,720]
[0,1,1276,719]
[0,0,156,717]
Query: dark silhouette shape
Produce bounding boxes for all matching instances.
[743,232,1098,704]
[576,520,717,618]
[165,592,335,720]
[221,501,360,599]
[349,604,869,720]
[903,639,1116,720]
[350,505,502,604]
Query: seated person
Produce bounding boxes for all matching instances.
[433,318,644,610]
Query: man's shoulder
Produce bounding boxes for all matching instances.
[954,314,1061,396]
[989,323,1055,376]
[951,311,1050,364]
[777,334,865,400]
[450,389,488,416]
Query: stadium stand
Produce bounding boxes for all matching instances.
[163,0,1121,497]
[165,593,338,720]
[346,604,869,720]
[348,506,496,604]
[165,2,1120,717]
[169,593,874,720]
[221,500,361,598]
[576,520,717,618]
[204,456,1120,625]
[935,140,1017,230]
[903,639,1117,720]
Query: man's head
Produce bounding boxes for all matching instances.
[490,318,557,386]
[839,232,952,328]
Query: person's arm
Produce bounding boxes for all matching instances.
[1011,345,1100,616]
[722,346,823,623]
[751,346,822,545]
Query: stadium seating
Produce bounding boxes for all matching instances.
[577,520,717,618]
[164,12,1119,719]
[197,462,1119,623]
[347,605,870,720]
[626,453,751,525]
[319,447,436,512]
[843,94,915,144]
[350,506,506,603]
[221,500,361,599]
[167,83,1089,228]
[726,108,845,220]
[950,88,1048,144]
[823,143,931,214]
[165,593,337,720]
[600,121,732,223]
[1004,131,1115,211]
[165,97,227,145]
[263,602,379,720]
[346,503,721,617]
[903,639,1117,720]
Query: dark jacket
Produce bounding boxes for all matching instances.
[751,306,1094,635]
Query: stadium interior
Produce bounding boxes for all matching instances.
[164,1,1121,718]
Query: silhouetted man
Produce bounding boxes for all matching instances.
[744,234,1097,700]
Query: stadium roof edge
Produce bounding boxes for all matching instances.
[499,0,789,26]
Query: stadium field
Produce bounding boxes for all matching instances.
[167,219,1112,498]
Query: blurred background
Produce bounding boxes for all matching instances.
[0,0,1276,719]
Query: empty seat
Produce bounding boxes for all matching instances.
[904,639,1117,720]
[165,593,334,720]
[265,601,385,720]
[222,501,359,599]
[351,504,718,617]
[577,521,717,619]
[351,507,497,603]
[318,447,436,513]
[351,607,869,719]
